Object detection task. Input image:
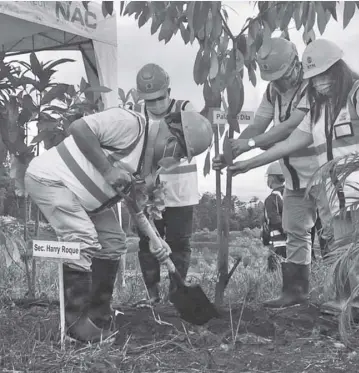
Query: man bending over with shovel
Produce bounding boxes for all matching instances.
[24,104,213,343]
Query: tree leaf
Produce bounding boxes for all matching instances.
[248,65,257,87]
[248,19,260,45]
[123,1,145,17]
[203,80,221,107]
[119,1,125,15]
[22,94,36,112]
[103,1,114,17]
[151,13,163,35]
[199,50,211,84]
[322,1,337,21]
[29,52,43,79]
[280,3,294,30]
[237,34,247,57]
[211,12,223,40]
[41,84,69,106]
[84,86,112,93]
[203,150,211,177]
[205,10,213,38]
[218,32,230,55]
[158,16,174,44]
[80,77,89,93]
[302,28,316,45]
[315,2,330,35]
[18,108,32,126]
[186,2,195,38]
[225,51,236,86]
[209,50,219,79]
[193,49,203,85]
[194,2,210,35]
[264,4,277,30]
[138,5,150,28]
[227,74,244,116]
[44,58,75,71]
[305,2,316,33]
[301,2,309,26]
[343,1,356,29]
[293,2,303,30]
[118,88,126,103]
[280,28,290,41]
[180,23,190,44]
[259,21,272,59]
[235,49,244,73]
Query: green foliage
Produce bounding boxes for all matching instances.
[193,192,264,232]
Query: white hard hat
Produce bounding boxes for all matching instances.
[302,39,344,79]
[266,162,283,176]
[257,38,298,81]
[181,111,213,162]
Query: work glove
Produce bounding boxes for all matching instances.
[149,237,172,263]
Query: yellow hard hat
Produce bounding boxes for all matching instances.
[302,39,343,79]
[266,162,283,176]
[257,38,298,81]
[136,63,170,100]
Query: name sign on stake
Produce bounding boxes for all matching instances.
[33,240,80,260]
[212,110,254,125]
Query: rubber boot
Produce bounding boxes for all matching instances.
[137,251,161,306]
[168,250,191,302]
[263,262,310,308]
[63,265,91,338]
[68,258,120,343]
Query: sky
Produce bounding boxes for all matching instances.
[12,1,359,202]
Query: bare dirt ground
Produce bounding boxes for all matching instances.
[2,300,359,373]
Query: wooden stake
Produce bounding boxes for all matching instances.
[58,260,66,350]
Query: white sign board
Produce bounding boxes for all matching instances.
[33,240,81,260]
[213,110,255,125]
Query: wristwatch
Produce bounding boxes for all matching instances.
[248,138,256,149]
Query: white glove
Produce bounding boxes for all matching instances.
[149,237,171,263]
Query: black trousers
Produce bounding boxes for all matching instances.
[138,206,194,288]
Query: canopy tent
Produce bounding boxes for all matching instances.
[0,1,123,222]
[0,1,118,108]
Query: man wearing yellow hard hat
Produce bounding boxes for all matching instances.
[213,37,334,308]
[131,63,204,307]
[25,98,212,342]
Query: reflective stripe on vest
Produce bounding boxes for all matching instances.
[55,109,148,213]
[271,81,318,190]
[312,80,359,213]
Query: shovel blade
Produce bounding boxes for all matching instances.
[171,284,220,325]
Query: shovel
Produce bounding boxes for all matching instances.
[116,182,219,326]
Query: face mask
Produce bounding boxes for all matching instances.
[312,75,333,96]
[146,96,171,116]
[274,59,302,92]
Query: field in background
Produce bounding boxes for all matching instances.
[1,227,359,372]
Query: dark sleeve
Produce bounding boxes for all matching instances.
[264,194,283,229]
